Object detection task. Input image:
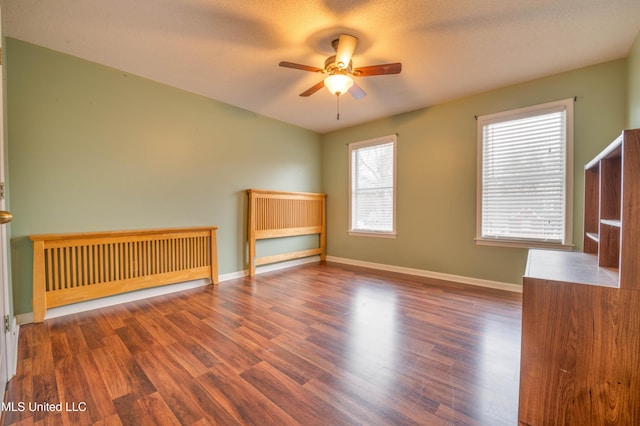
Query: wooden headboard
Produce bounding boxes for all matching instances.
[30,227,218,322]
[247,189,326,276]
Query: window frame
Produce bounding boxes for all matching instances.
[348,134,398,238]
[475,98,574,249]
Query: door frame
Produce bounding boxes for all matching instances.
[0,4,19,393]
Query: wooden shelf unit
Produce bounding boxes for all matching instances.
[518,128,640,425]
[583,135,625,271]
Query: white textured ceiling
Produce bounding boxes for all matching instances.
[3,0,640,133]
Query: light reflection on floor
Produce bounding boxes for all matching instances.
[476,316,522,424]
[346,285,398,393]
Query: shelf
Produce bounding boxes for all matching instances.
[524,250,619,288]
[583,130,627,276]
[584,134,622,169]
[600,219,621,227]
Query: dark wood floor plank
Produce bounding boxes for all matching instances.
[166,310,262,375]
[5,262,521,425]
[130,314,178,348]
[90,334,157,400]
[234,325,326,385]
[133,392,184,426]
[111,393,140,425]
[240,361,354,425]
[133,350,208,425]
[72,351,119,422]
[90,304,133,331]
[304,371,435,425]
[78,318,111,350]
[161,341,216,378]
[54,356,102,425]
[30,340,54,378]
[115,318,158,355]
[271,331,346,376]
[197,364,297,425]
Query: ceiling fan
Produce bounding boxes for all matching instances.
[279,34,402,101]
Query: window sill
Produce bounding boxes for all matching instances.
[349,230,397,239]
[475,238,573,250]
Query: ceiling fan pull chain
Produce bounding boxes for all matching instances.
[336,95,340,120]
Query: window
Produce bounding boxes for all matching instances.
[349,135,397,238]
[476,98,574,249]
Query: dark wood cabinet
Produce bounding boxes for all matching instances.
[518,129,640,425]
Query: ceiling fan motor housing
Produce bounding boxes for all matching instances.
[324,55,353,74]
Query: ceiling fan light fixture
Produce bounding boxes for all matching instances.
[324,74,353,96]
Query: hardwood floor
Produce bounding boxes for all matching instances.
[3,262,522,425]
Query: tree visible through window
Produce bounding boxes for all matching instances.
[476,99,574,249]
[349,135,397,237]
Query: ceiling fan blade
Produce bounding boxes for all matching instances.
[335,34,358,70]
[300,80,325,97]
[353,62,402,76]
[348,81,367,100]
[279,61,324,73]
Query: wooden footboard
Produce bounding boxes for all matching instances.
[30,226,218,323]
[247,189,326,276]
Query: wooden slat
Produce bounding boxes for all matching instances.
[32,240,47,323]
[256,226,324,239]
[210,229,218,284]
[29,226,217,242]
[255,248,323,267]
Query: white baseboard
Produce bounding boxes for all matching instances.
[326,256,522,293]
[254,255,322,275]
[219,270,247,281]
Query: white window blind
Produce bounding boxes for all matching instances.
[349,135,397,236]
[477,99,573,248]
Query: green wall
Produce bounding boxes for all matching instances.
[6,38,322,315]
[629,30,640,128]
[322,60,627,285]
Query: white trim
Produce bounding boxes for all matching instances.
[348,134,397,237]
[348,231,397,239]
[476,98,574,248]
[475,238,574,251]
[219,270,247,281]
[253,256,321,275]
[15,313,32,326]
[15,256,323,324]
[8,319,18,378]
[326,255,522,293]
